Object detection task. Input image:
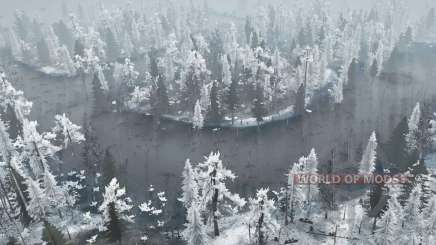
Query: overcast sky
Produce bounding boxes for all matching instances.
[0,0,434,27]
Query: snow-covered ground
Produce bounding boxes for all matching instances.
[161,105,296,129]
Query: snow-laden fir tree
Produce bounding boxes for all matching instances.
[180,159,199,209]
[182,51,208,110]
[52,113,85,148]
[287,158,305,223]
[196,152,246,236]
[247,188,278,245]
[405,102,421,153]
[402,184,424,244]
[56,45,76,76]
[359,131,377,175]
[192,100,204,130]
[205,81,222,124]
[422,194,436,243]
[221,54,232,86]
[26,177,49,220]
[19,119,61,177]
[302,148,319,219]
[98,177,134,235]
[183,201,208,245]
[41,220,67,245]
[373,187,403,245]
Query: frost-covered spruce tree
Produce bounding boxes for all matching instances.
[180,159,199,209]
[20,119,61,177]
[422,195,436,243]
[205,81,222,125]
[221,54,232,86]
[196,152,246,236]
[247,188,278,245]
[402,184,424,244]
[26,177,49,220]
[192,100,204,130]
[252,82,267,124]
[359,131,377,175]
[287,159,305,223]
[57,45,76,76]
[41,220,67,245]
[303,148,319,219]
[52,113,85,148]
[183,202,208,245]
[182,51,208,110]
[98,178,134,239]
[405,102,421,153]
[373,187,402,245]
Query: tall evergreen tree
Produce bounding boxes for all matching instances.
[153,74,170,118]
[205,81,222,124]
[252,83,267,123]
[105,28,120,62]
[226,73,239,125]
[196,152,246,237]
[180,159,199,209]
[105,202,123,243]
[182,202,208,245]
[41,220,67,245]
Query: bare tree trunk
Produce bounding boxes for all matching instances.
[257,200,265,245]
[212,187,219,237]
[211,167,219,237]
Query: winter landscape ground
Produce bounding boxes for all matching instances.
[1,0,436,244]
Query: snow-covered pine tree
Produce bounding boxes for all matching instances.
[105,202,123,243]
[303,148,319,219]
[52,113,85,148]
[423,194,436,243]
[99,178,133,237]
[192,100,204,130]
[152,74,170,118]
[359,131,377,175]
[56,45,76,76]
[221,54,232,86]
[180,159,199,209]
[252,82,267,124]
[402,184,424,244]
[226,72,239,125]
[205,81,222,125]
[26,177,48,220]
[41,220,67,245]
[373,187,402,245]
[182,51,208,111]
[182,201,208,245]
[247,188,278,245]
[287,158,305,223]
[20,119,61,177]
[405,102,421,153]
[196,152,246,236]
